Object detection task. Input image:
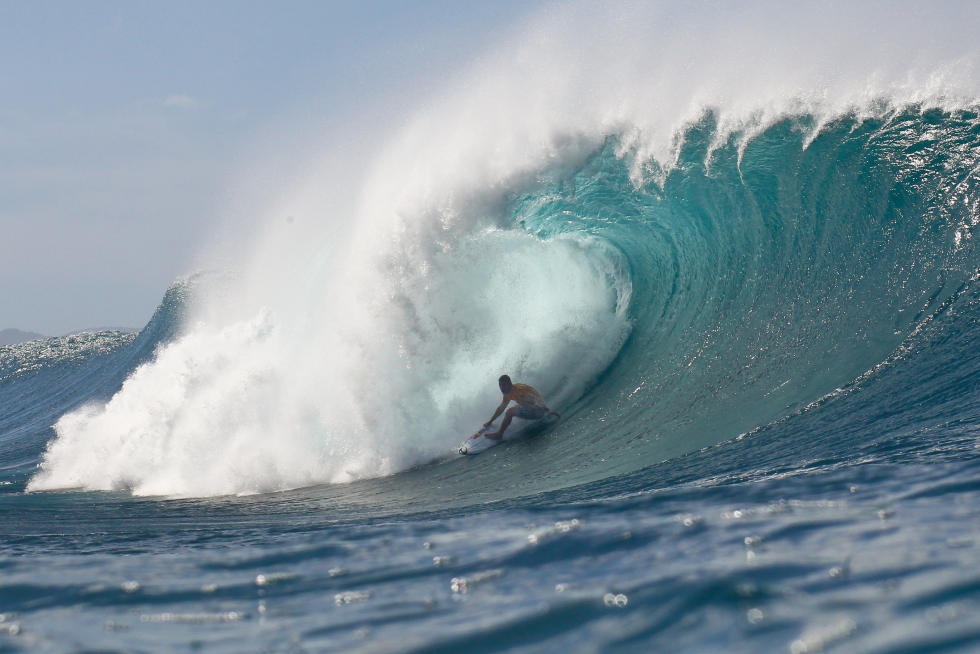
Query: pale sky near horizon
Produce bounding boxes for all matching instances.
[1,1,537,335]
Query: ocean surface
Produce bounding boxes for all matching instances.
[4,11,980,651]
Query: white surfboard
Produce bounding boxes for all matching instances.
[457,414,559,455]
[458,425,501,455]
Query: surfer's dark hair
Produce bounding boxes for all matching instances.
[498,374,512,387]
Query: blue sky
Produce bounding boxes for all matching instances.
[1,1,537,334]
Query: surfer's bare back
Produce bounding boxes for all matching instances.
[480,375,560,440]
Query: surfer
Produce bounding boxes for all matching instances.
[480,375,560,440]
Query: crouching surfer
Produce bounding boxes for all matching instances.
[478,374,560,441]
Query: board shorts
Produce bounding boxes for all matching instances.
[516,405,548,420]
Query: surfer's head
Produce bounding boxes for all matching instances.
[498,374,513,393]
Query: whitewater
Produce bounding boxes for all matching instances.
[3,3,980,652]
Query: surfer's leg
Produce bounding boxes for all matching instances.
[498,407,518,436]
[487,407,520,440]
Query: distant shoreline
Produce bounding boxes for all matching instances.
[0,328,46,346]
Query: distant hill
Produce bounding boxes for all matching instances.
[0,328,48,346]
[60,327,138,336]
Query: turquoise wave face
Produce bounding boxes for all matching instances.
[502,106,980,488]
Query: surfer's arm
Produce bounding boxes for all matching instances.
[485,398,510,427]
